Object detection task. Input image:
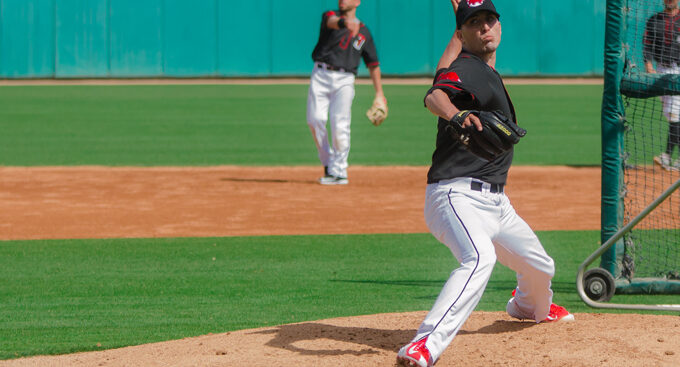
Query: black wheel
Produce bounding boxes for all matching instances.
[583,268,616,302]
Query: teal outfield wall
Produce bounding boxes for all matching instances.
[0,0,605,78]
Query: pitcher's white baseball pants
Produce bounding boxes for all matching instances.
[306,66,355,178]
[414,177,555,362]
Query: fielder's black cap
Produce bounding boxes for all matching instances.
[456,0,500,29]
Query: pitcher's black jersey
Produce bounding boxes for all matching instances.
[425,51,518,185]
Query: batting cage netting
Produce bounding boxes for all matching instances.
[600,0,680,296]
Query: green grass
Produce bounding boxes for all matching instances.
[509,84,603,165]
[0,84,602,166]
[624,97,680,164]
[0,232,676,359]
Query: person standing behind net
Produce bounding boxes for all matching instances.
[306,0,386,185]
[644,0,680,171]
[396,1,573,366]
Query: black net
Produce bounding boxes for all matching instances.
[620,0,680,281]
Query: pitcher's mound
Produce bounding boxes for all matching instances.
[3,311,679,367]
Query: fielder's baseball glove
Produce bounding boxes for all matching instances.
[366,97,388,126]
[446,110,527,161]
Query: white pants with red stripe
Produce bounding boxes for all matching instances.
[414,177,555,363]
[306,65,355,178]
[658,64,680,122]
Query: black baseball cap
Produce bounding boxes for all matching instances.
[456,0,500,29]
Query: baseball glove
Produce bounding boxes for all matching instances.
[446,110,527,161]
[366,97,388,126]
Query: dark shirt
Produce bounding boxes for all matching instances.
[643,11,680,66]
[311,10,379,75]
[425,51,518,185]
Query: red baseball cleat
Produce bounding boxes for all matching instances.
[397,337,433,367]
[544,303,575,323]
[509,289,575,323]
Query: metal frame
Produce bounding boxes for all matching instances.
[576,178,680,311]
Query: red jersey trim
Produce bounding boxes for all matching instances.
[432,83,462,91]
[432,84,477,101]
[367,61,380,67]
[664,14,680,45]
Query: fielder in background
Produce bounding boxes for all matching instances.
[306,0,386,185]
[396,1,573,366]
[644,0,680,171]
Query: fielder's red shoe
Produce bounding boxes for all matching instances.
[397,337,433,367]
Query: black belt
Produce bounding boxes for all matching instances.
[315,62,347,73]
[470,181,504,193]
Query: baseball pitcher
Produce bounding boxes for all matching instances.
[397,1,574,366]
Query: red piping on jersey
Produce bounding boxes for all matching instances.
[367,61,379,67]
[433,83,463,91]
[432,84,477,102]
[664,13,680,45]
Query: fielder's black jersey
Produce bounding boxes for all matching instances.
[311,10,379,75]
[643,11,680,66]
[425,51,517,185]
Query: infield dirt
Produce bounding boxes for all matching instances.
[1,165,679,367]
[0,165,600,240]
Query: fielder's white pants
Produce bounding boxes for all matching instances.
[658,64,680,122]
[306,66,355,178]
[415,177,555,362]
